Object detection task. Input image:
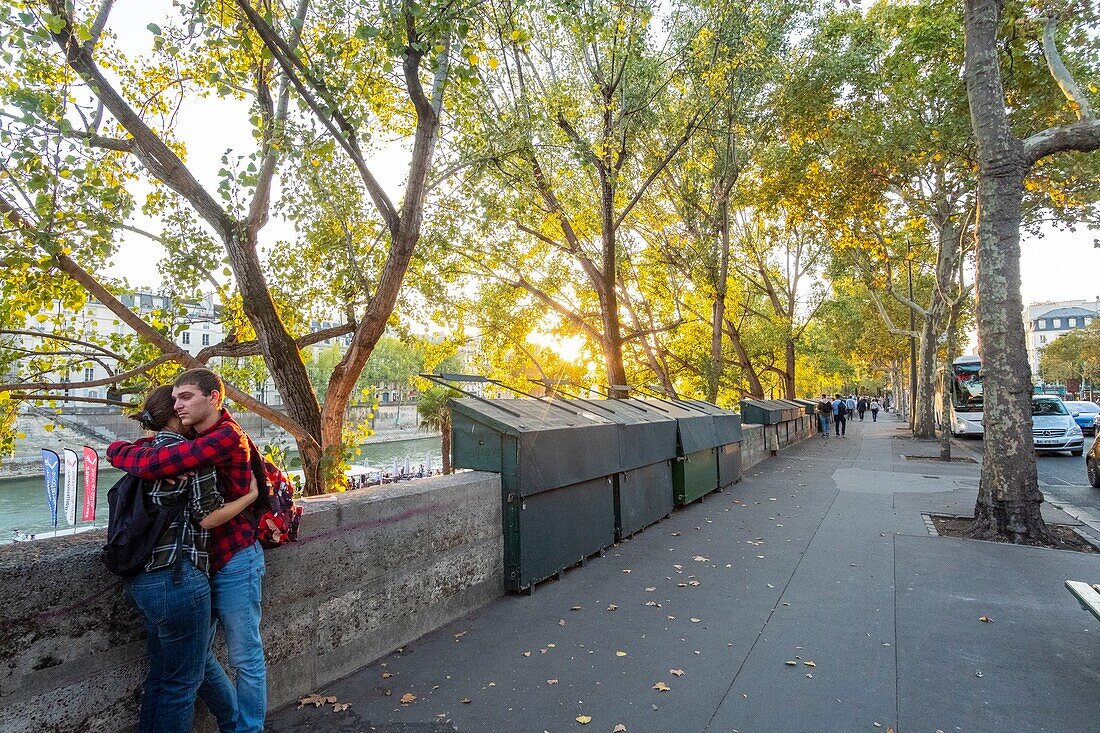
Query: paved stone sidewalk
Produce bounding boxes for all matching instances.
[267,414,1100,733]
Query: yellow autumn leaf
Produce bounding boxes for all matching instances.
[488,57,500,70]
[400,693,416,704]
[468,53,479,66]
[652,682,671,692]
[576,715,592,724]
[803,661,816,667]
[615,651,627,657]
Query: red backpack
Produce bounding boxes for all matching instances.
[248,439,303,549]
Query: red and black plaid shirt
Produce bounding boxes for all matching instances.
[107,410,255,574]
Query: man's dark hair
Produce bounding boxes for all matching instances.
[174,368,224,405]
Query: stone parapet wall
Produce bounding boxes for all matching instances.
[740,415,814,471]
[0,471,503,733]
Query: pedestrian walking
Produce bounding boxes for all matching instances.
[857,396,867,421]
[816,394,833,437]
[832,394,847,437]
[845,394,857,425]
[870,398,880,422]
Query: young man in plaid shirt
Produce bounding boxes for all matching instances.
[109,369,268,733]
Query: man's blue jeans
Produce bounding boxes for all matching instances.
[818,413,829,434]
[125,562,210,733]
[200,542,267,733]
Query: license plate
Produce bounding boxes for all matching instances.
[1036,438,1060,445]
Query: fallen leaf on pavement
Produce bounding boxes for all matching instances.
[614,725,627,733]
[622,569,632,573]
[803,661,816,667]
[547,679,558,685]
[381,672,393,679]
[576,715,592,724]
[616,651,628,657]
[522,651,532,657]
[670,669,685,677]
[461,698,472,704]
[690,618,701,623]
[653,682,671,692]
[400,693,416,704]
[559,619,567,627]
[454,631,467,639]
[570,605,583,611]
[785,660,797,666]
[332,703,350,713]
[979,616,993,623]
[607,604,618,611]
[297,693,335,708]
[692,556,709,562]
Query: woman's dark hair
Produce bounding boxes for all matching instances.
[129,385,177,432]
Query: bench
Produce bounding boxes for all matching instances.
[1065,580,1100,621]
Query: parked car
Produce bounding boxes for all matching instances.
[1088,436,1100,488]
[1064,400,1099,436]
[1031,396,1085,456]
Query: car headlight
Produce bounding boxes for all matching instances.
[1068,425,1082,436]
[955,418,967,432]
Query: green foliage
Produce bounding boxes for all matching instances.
[1040,322,1100,386]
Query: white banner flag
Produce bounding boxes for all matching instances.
[63,448,79,526]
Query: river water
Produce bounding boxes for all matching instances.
[0,436,443,544]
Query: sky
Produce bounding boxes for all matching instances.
[99,1,1100,313]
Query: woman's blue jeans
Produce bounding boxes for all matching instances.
[125,562,210,733]
[199,542,267,733]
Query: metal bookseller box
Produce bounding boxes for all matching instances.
[572,399,679,540]
[740,399,801,425]
[450,398,619,592]
[792,398,818,415]
[649,401,722,505]
[680,400,744,489]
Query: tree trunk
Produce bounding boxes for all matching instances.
[783,339,796,399]
[964,0,1051,542]
[442,419,452,474]
[724,318,766,398]
[707,204,731,403]
[913,316,937,438]
[940,311,959,461]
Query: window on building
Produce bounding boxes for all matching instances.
[84,367,95,382]
[201,333,210,346]
[1040,335,1046,344]
[140,294,153,309]
[182,331,190,345]
[1052,318,1061,328]
[1037,319,1045,329]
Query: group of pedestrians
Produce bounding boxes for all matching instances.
[816,393,882,438]
[106,368,270,733]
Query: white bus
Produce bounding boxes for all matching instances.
[936,355,984,437]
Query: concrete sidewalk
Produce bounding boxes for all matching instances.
[266,413,1100,733]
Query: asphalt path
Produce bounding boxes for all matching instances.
[1034,434,1100,516]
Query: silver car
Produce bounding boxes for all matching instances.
[1032,396,1085,457]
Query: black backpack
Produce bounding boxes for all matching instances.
[101,473,185,577]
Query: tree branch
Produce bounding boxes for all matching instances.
[0,354,174,392]
[1041,13,1092,121]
